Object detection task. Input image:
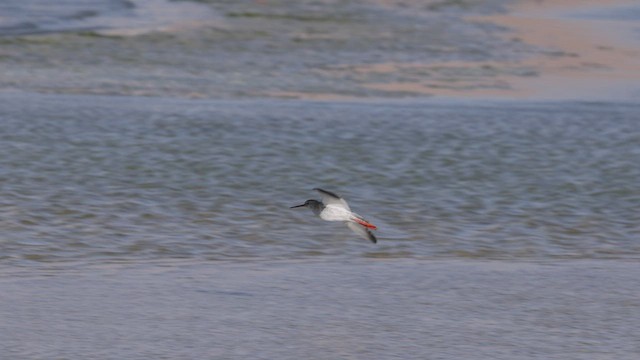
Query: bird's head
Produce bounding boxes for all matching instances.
[290,199,319,209]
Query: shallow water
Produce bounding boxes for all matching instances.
[1,94,638,266]
[0,0,528,99]
[2,259,639,359]
[565,4,640,22]
[0,0,215,36]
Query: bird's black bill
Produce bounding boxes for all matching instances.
[290,204,306,208]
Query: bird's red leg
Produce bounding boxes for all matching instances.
[354,218,377,230]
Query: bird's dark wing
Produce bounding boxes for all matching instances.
[314,188,341,199]
[313,188,350,210]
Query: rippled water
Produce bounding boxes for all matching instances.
[1,94,638,265]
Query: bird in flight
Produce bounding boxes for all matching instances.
[290,188,378,243]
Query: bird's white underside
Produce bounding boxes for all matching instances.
[319,204,355,222]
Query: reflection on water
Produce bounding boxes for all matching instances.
[1,94,638,265]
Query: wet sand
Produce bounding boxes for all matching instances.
[365,0,640,100]
[476,0,640,100]
[2,259,639,359]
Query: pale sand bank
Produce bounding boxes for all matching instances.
[476,0,640,100]
[363,0,640,100]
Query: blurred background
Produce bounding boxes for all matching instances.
[1,1,639,359]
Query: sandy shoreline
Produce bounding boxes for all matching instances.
[2,0,637,101]
[477,0,640,100]
[364,0,640,100]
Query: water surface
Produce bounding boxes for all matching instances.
[2,259,639,359]
[1,94,638,266]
